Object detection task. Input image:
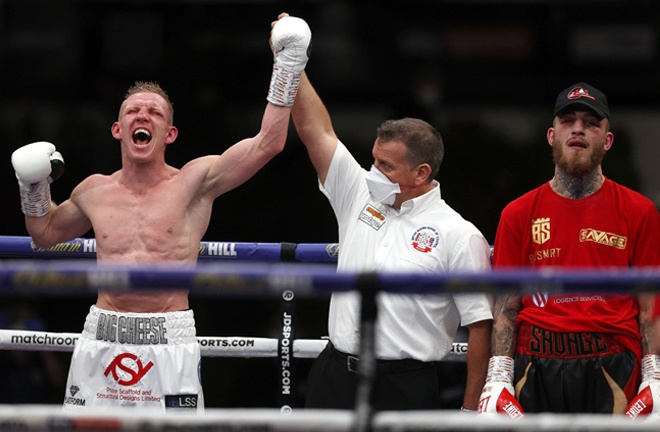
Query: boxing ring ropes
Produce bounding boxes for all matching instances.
[0,235,659,431]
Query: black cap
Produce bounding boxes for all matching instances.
[553,82,609,119]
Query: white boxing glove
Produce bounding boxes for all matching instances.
[626,354,660,418]
[11,142,65,217]
[267,16,311,107]
[478,356,525,419]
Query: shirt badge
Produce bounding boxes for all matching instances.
[411,226,439,253]
[532,217,550,245]
[358,204,386,231]
[579,228,627,250]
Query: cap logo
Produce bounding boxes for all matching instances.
[567,87,596,101]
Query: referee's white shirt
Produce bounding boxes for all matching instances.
[321,141,493,362]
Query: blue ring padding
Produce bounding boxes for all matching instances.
[0,235,331,262]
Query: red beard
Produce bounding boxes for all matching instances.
[552,138,606,178]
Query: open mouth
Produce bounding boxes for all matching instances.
[132,128,152,145]
[568,139,587,149]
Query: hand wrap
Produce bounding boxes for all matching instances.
[626,354,660,418]
[267,16,311,107]
[478,356,525,419]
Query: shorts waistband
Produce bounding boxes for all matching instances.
[82,305,197,345]
[517,322,626,358]
[326,342,433,373]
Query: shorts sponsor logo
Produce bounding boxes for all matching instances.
[96,313,168,345]
[165,394,198,409]
[104,352,154,386]
[95,387,160,403]
[64,397,86,406]
[527,325,610,357]
[64,385,86,406]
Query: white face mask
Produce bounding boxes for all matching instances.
[364,165,401,206]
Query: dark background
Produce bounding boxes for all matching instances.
[0,0,658,408]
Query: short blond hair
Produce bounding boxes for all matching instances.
[119,81,174,124]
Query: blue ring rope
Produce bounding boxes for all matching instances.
[0,259,657,297]
[0,235,338,262]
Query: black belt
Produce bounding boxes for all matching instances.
[326,342,433,373]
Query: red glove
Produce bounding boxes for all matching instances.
[478,356,524,419]
[626,382,660,418]
[626,355,660,418]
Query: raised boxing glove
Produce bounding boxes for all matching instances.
[626,354,660,418]
[478,356,525,419]
[267,16,311,107]
[11,142,65,217]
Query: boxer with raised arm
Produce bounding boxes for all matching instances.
[11,16,311,410]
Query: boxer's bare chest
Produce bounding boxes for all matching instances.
[83,179,207,262]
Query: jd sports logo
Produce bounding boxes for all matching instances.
[104,352,154,386]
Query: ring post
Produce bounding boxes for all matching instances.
[278,289,296,413]
[352,272,378,432]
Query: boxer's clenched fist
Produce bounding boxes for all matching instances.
[626,355,660,418]
[478,356,525,419]
[267,15,311,107]
[12,142,65,217]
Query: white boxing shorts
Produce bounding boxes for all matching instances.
[63,306,204,412]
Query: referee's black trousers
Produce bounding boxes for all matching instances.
[305,342,442,410]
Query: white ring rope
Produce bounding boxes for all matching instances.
[0,406,652,431]
[0,329,468,361]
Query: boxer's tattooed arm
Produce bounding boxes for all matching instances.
[492,294,521,357]
[638,293,654,356]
